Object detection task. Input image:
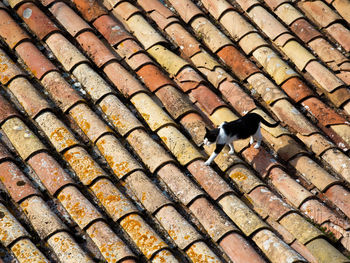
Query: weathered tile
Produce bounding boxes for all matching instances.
[249,186,293,221]
[20,196,66,238]
[8,77,51,118]
[157,125,203,166]
[152,250,179,263]
[71,0,107,22]
[0,49,25,85]
[127,129,173,172]
[200,0,233,20]
[333,0,350,23]
[219,233,266,263]
[15,41,56,79]
[86,220,135,262]
[274,33,296,47]
[50,2,91,37]
[306,238,349,263]
[187,160,233,200]
[64,146,106,185]
[280,77,314,103]
[27,152,74,195]
[185,241,221,262]
[321,148,350,182]
[90,178,137,221]
[0,93,21,124]
[0,10,30,48]
[136,64,173,92]
[191,17,232,53]
[270,167,313,207]
[155,205,201,249]
[2,118,46,160]
[0,202,28,246]
[96,134,142,179]
[217,45,260,81]
[11,238,49,263]
[47,231,94,263]
[251,108,287,137]
[36,111,79,152]
[189,85,225,115]
[227,164,265,193]
[179,113,208,146]
[175,66,205,92]
[69,103,112,143]
[297,133,334,156]
[221,11,257,42]
[114,39,144,60]
[188,197,237,242]
[17,2,60,40]
[266,218,295,245]
[41,71,83,112]
[46,33,88,71]
[263,0,290,10]
[125,52,154,71]
[167,0,203,23]
[0,161,40,203]
[130,92,174,131]
[326,23,350,52]
[239,33,268,54]
[57,185,102,228]
[324,185,350,218]
[248,5,289,40]
[103,62,147,97]
[252,229,306,263]
[112,1,141,20]
[209,107,237,126]
[282,40,315,71]
[298,1,341,28]
[290,19,321,43]
[327,86,350,108]
[156,163,204,206]
[289,155,338,191]
[120,213,167,259]
[275,3,304,25]
[234,0,260,11]
[76,31,116,67]
[219,194,269,236]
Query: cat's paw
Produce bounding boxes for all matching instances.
[254,143,261,149]
[229,150,234,155]
[204,160,211,166]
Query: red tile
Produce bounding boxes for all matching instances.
[290,19,321,43]
[17,2,60,40]
[325,185,350,218]
[187,160,234,200]
[248,186,293,220]
[164,0,203,23]
[103,62,147,97]
[146,6,179,32]
[326,23,350,52]
[280,77,314,103]
[76,31,116,67]
[15,41,56,79]
[27,152,74,195]
[216,45,260,81]
[0,93,20,125]
[50,2,91,37]
[175,66,206,92]
[0,10,30,48]
[242,146,281,178]
[71,0,107,22]
[189,85,225,115]
[93,15,132,46]
[0,49,25,85]
[136,64,173,92]
[0,161,40,203]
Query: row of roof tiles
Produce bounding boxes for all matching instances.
[0,0,349,262]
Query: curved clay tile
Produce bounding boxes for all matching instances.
[326,23,350,52]
[332,0,350,23]
[275,3,304,26]
[167,0,203,23]
[290,18,322,43]
[71,0,107,22]
[201,0,235,20]
[282,40,316,71]
[239,32,268,54]
[0,49,25,85]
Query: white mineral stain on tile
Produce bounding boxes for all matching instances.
[23,8,32,19]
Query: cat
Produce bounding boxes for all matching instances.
[203,113,279,166]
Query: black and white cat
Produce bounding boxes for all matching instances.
[203,113,279,166]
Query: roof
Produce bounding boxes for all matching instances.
[0,0,349,262]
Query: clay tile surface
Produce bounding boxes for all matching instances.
[290,18,322,43]
[17,2,60,40]
[0,49,25,85]
[71,0,107,22]
[0,93,20,124]
[167,0,203,23]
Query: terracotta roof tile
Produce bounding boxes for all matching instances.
[221,11,257,42]
[264,0,292,10]
[175,66,205,92]
[327,86,350,108]
[138,0,175,20]
[20,195,67,238]
[189,85,225,115]
[332,0,350,23]
[41,71,84,112]
[1,118,46,160]
[90,178,137,221]
[167,0,203,23]
[0,49,25,85]
[11,238,50,263]
[0,10,30,49]
[15,41,56,79]
[306,238,349,263]
[274,3,304,25]
[280,77,314,103]
[274,33,297,47]
[227,164,264,193]
[0,161,40,203]
[27,152,74,195]
[282,40,316,71]
[95,134,142,179]
[112,1,141,21]
[7,0,29,9]
[325,23,350,52]
[186,241,222,262]
[47,231,94,263]
[234,0,260,11]
[126,129,173,172]
[178,113,206,146]
[152,250,179,262]
[0,93,21,124]
[50,2,91,38]
[200,0,234,20]
[136,64,173,92]
[156,163,204,205]
[239,33,268,55]
[290,18,322,43]
[325,185,350,218]
[86,220,136,262]
[17,2,60,40]
[71,0,107,22]
[76,31,116,67]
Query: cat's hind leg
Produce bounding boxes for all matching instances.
[205,143,225,165]
[228,142,235,155]
[253,126,262,149]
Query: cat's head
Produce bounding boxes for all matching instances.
[203,127,219,146]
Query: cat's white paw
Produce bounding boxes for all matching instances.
[254,143,260,149]
[204,160,211,166]
[229,150,234,155]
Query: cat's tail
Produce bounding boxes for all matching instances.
[259,116,280,127]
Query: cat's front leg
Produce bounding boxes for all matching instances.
[253,128,262,149]
[228,142,234,155]
[205,143,224,165]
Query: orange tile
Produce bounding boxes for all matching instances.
[125,52,154,71]
[216,45,260,81]
[327,86,350,108]
[0,161,40,203]
[187,160,234,200]
[27,152,74,195]
[280,77,314,103]
[136,64,173,92]
[17,2,59,40]
[76,31,116,67]
[115,39,144,60]
[0,10,30,48]
[71,0,107,22]
[15,41,56,79]
[290,19,321,43]
[333,0,350,23]
[189,85,225,115]
[50,2,91,37]
[144,3,179,31]
[326,23,350,52]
